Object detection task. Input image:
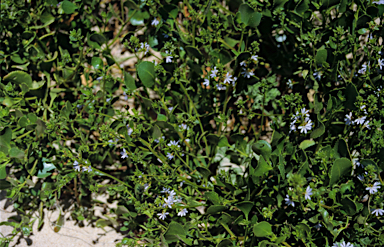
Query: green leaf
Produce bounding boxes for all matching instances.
[315,48,327,64]
[185,46,203,60]
[0,163,7,179]
[310,117,325,139]
[248,12,262,28]
[341,197,357,215]
[3,70,33,89]
[0,127,12,155]
[157,114,167,121]
[36,119,46,137]
[206,205,227,214]
[9,147,25,160]
[295,0,309,16]
[61,101,72,119]
[236,201,253,220]
[137,61,155,88]
[95,219,111,228]
[330,158,352,186]
[0,180,12,190]
[344,83,358,110]
[299,140,315,150]
[91,57,103,70]
[37,162,56,178]
[218,137,231,147]
[204,191,221,205]
[165,222,186,243]
[197,167,211,180]
[239,4,253,25]
[253,221,272,237]
[252,156,272,177]
[124,71,136,90]
[216,239,234,247]
[61,0,78,14]
[252,140,272,160]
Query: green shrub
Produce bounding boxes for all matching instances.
[1,0,384,246]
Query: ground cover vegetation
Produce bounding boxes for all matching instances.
[1,0,384,246]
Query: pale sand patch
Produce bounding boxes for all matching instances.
[0,191,125,247]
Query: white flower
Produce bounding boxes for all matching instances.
[106,98,112,103]
[179,123,188,130]
[139,42,150,55]
[240,60,247,67]
[357,174,364,181]
[298,119,313,134]
[121,148,128,159]
[241,68,254,78]
[371,208,384,216]
[378,58,384,70]
[164,196,174,208]
[151,18,160,26]
[287,79,293,88]
[178,208,188,217]
[313,71,321,80]
[210,67,218,78]
[123,92,128,100]
[157,212,169,220]
[344,112,353,125]
[284,195,295,207]
[289,121,296,133]
[73,161,81,172]
[165,51,173,63]
[366,182,381,194]
[216,84,227,91]
[251,55,258,62]
[96,76,103,81]
[223,72,233,84]
[82,166,92,172]
[168,106,174,111]
[157,158,163,163]
[144,183,149,191]
[166,152,174,160]
[301,108,310,118]
[203,78,209,87]
[354,116,367,125]
[168,140,180,148]
[314,223,322,230]
[127,126,133,136]
[161,187,170,193]
[305,186,313,200]
[340,241,354,247]
[180,181,185,187]
[360,105,368,114]
[168,190,176,197]
[358,64,367,74]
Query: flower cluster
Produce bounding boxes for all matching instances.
[289,108,313,134]
[344,105,370,129]
[73,160,92,173]
[157,187,188,220]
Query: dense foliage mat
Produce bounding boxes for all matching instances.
[1,0,384,246]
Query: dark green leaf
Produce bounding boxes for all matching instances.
[206,205,227,214]
[9,147,25,160]
[185,46,203,60]
[218,137,231,147]
[315,48,327,64]
[61,0,78,14]
[204,191,221,205]
[330,158,352,186]
[0,127,12,155]
[239,4,253,25]
[37,162,56,178]
[252,140,272,160]
[137,61,155,88]
[0,163,7,179]
[197,167,211,179]
[92,57,103,69]
[236,201,253,220]
[3,71,33,89]
[0,180,12,190]
[216,239,234,247]
[252,156,272,177]
[248,12,262,28]
[157,114,167,121]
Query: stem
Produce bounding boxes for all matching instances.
[107,9,138,50]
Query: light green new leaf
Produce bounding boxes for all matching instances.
[61,0,78,14]
[253,221,272,237]
[299,140,315,150]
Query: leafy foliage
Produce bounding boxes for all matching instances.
[1,0,384,246]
